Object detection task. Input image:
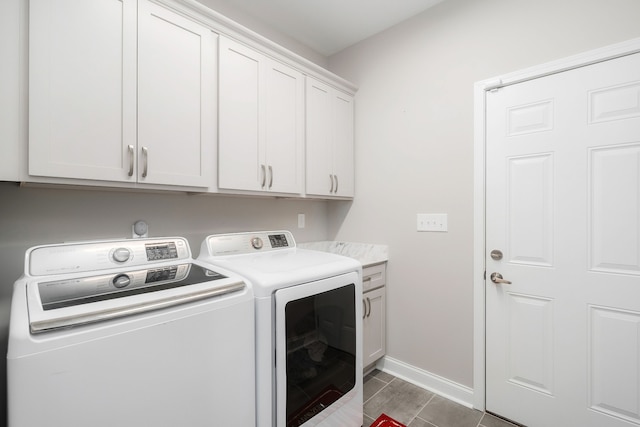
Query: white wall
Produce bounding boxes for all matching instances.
[327,0,640,390]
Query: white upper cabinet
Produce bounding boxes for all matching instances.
[137,0,216,187]
[25,0,355,196]
[218,36,304,195]
[28,0,215,188]
[1,0,23,181]
[306,77,354,198]
[29,0,136,183]
[264,60,305,194]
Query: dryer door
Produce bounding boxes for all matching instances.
[274,271,362,427]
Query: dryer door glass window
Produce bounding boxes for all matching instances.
[284,283,356,426]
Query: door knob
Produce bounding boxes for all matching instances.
[490,272,512,285]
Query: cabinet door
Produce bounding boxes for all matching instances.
[1,0,21,181]
[363,287,386,368]
[305,78,333,196]
[137,0,215,187]
[264,60,304,194]
[332,92,355,197]
[306,77,355,198]
[218,37,263,191]
[29,0,137,182]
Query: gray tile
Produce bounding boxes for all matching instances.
[364,378,434,425]
[364,414,375,427]
[364,376,387,402]
[417,395,483,427]
[366,368,395,384]
[408,417,437,427]
[480,413,522,427]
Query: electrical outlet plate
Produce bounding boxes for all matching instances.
[417,213,448,232]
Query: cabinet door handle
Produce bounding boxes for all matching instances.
[334,174,339,193]
[329,174,334,193]
[260,164,266,188]
[141,147,148,178]
[127,145,134,177]
[366,297,372,318]
[268,165,273,189]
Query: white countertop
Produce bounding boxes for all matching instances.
[298,241,388,267]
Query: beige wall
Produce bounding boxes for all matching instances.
[327,0,640,388]
[195,0,329,68]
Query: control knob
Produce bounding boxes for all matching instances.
[112,274,131,288]
[251,237,263,250]
[112,247,131,263]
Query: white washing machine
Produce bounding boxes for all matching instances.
[197,231,363,427]
[7,237,255,427]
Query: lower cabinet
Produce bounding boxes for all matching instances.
[363,263,387,370]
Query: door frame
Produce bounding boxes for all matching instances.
[472,37,640,411]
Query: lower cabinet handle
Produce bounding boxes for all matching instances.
[127,145,134,177]
[334,174,339,193]
[260,164,266,188]
[268,165,273,189]
[141,147,148,178]
[366,297,372,318]
[329,174,334,193]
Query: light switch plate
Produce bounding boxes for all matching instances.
[417,213,448,232]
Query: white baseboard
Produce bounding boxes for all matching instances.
[375,356,475,409]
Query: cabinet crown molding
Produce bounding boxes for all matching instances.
[151,0,358,95]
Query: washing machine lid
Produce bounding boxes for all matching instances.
[199,231,361,295]
[35,262,225,311]
[26,261,246,333]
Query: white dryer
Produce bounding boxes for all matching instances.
[198,231,363,427]
[7,237,255,427]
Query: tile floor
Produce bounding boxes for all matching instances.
[363,370,521,427]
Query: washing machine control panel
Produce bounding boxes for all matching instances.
[28,238,190,277]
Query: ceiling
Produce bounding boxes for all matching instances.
[222,0,445,56]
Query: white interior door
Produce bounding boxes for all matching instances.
[485,52,640,427]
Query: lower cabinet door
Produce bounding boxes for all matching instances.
[363,286,386,368]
